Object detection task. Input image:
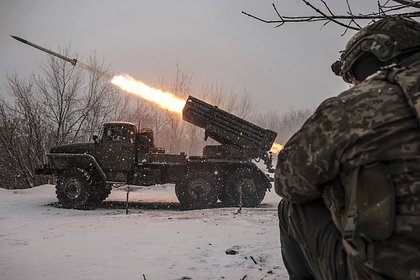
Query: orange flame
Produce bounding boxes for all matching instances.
[270,142,284,154]
[111,74,185,114]
[111,74,283,155]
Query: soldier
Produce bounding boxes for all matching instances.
[275,17,420,279]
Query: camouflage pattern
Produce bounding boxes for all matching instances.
[392,53,420,123]
[275,55,420,279]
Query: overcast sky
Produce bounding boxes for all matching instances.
[1,0,379,113]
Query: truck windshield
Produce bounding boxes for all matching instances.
[102,125,135,143]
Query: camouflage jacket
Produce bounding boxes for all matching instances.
[275,54,420,279]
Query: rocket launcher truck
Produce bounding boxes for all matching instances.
[36,95,278,209]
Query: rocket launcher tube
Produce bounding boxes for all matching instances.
[182,95,277,154]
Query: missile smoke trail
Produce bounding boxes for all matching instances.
[76,62,113,80]
[11,35,284,154]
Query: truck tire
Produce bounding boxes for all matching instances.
[219,167,267,207]
[175,171,219,209]
[87,181,112,206]
[56,168,93,209]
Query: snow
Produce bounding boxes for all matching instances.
[0,184,288,280]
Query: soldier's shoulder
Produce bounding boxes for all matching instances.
[338,72,400,102]
[315,74,400,118]
[317,94,349,113]
[316,80,381,109]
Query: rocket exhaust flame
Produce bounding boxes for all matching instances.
[111,74,284,154]
[111,74,186,114]
[10,35,283,155]
[270,143,284,154]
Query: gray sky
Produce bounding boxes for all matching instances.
[0,0,377,113]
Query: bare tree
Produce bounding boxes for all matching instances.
[35,49,119,145]
[0,50,122,188]
[156,65,193,153]
[198,84,255,120]
[225,91,256,121]
[78,54,123,140]
[279,106,313,141]
[0,75,49,188]
[35,48,84,145]
[243,1,420,33]
[257,111,282,135]
[257,107,314,144]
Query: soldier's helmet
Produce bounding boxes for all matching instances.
[334,17,420,83]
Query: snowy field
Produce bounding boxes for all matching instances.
[0,184,288,280]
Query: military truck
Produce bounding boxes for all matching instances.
[36,95,277,209]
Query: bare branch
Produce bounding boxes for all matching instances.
[346,0,353,15]
[393,0,420,9]
[242,0,420,31]
[273,3,284,21]
[302,0,359,30]
[320,0,335,16]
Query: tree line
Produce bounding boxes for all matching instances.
[0,53,312,189]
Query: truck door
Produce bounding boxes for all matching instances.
[92,123,136,172]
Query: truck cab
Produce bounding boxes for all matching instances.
[89,122,137,181]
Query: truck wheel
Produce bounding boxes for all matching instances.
[56,168,93,209]
[88,181,112,206]
[220,167,267,207]
[175,171,219,209]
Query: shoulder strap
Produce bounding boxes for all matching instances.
[340,167,368,258]
[340,167,359,242]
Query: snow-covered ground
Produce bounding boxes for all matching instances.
[0,184,288,280]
